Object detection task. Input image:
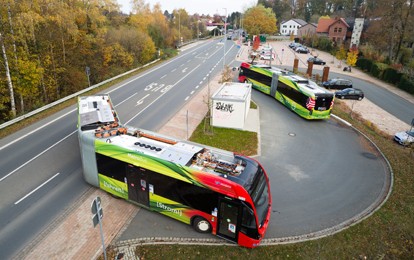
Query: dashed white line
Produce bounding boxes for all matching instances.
[171,69,176,72]
[185,96,189,101]
[14,172,60,205]
[190,91,195,95]
[199,81,203,85]
[196,85,199,89]
[161,74,167,79]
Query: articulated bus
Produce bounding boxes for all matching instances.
[77,94,272,248]
[238,62,334,119]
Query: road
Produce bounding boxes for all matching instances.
[0,38,404,257]
[0,38,239,258]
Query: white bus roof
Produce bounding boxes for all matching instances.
[78,95,246,177]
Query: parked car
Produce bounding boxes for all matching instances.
[394,130,414,146]
[289,42,300,49]
[335,88,364,100]
[307,57,326,65]
[322,78,353,89]
[295,46,309,53]
[260,54,274,60]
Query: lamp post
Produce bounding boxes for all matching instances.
[178,11,181,47]
[223,8,227,70]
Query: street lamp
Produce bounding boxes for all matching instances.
[223,8,227,70]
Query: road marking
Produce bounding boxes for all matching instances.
[0,41,213,181]
[136,94,150,106]
[115,92,137,106]
[182,68,187,73]
[14,172,60,205]
[125,64,201,125]
[161,74,167,79]
[190,91,194,95]
[1,131,76,183]
[0,109,77,152]
[195,85,199,89]
[185,96,189,101]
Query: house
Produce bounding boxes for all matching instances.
[316,17,349,44]
[280,19,307,36]
[297,23,317,38]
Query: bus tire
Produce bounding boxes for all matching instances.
[193,217,211,233]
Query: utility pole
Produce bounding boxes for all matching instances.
[223,8,227,70]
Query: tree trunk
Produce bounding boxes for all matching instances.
[394,0,413,63]
[0,31,16,117]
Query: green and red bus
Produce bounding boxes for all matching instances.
[238,62,334,119]
[77,94,272,248]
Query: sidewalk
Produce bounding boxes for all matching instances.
[20,56,255,260]
[20,40,412,259]
[250,40,412,135]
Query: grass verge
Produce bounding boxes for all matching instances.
[189,117,258,156]
[131,103,414,259]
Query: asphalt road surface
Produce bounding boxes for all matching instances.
[0,38,397,257]
[0,38,238,258]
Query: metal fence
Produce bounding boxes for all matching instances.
[0,59,160,130]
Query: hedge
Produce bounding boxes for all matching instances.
[398,75,414,94]
[382,67,403,84]
[370,62,388,78]
[356,58,373,72]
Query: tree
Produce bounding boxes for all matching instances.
[347,49,359,67]
[243,5,277,36]
[335,44,347,67]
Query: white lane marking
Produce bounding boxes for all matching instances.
[195,85,199,89]
[1,131,75,183]
[185,96,189,101]
[161,74,167,79]
[115,93,137,107]
[125,64,201,124]
[171,69,176,72]
[0,109,76,152]
[0,41,213,180]
[14,172,60,205]
[182,68,188,73]
[190,91,195,95]
[136,94,150,106]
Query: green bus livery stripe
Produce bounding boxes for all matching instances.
[95,140,205,187]
[98,174,128,199]
[149,193,191,224]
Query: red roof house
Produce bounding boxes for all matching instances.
[316,17,349,44]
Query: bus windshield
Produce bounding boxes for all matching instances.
[249,167,270,226]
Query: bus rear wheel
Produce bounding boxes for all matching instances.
[193,217,211,233]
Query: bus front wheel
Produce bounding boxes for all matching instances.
[193,217,211,233]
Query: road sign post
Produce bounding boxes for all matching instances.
[91,197,106,260]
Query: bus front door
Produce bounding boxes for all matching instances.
[126,165,149,207]
[217,199,241,243]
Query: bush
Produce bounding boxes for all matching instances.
[370,62,388,78]
[382,67,403,84]
[356,57,373,72]
[397,75,414,94]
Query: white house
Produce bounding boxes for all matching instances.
[280,19,307,36]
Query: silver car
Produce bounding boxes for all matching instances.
[394,130,414,145]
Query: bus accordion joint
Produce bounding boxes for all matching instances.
[77,94,272,248]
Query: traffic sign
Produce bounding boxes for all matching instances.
[92,208,103,227]
[91,196,101,215]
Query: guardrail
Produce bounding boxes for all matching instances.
[0,59,160,130]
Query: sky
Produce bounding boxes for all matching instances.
[116,0,257,16]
